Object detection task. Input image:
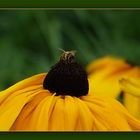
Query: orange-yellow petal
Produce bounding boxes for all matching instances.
[0,73,47,131]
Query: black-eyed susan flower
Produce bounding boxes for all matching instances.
[87,56,140,98]
[120,78,140,120]
[0,52,140,131]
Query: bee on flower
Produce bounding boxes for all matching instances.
[0,51,140,131]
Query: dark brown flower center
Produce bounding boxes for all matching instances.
[43,51,89,97]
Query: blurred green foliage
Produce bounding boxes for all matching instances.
[0,10,140,90]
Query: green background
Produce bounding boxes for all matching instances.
[0,0,140,7]
[1,132,140,140]
[0,10,140,90]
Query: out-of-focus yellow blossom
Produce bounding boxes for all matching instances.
[120,78,140,120]
[0,74,140,131]
[87,56,140,98]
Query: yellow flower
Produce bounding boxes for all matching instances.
[87,56,140,98]
[0,52,140,131]
[120,78,140,120]
[0,73,140,131]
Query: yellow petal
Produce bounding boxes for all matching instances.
[123,93,140,120]
[0,73,47,131]
[86,56,127,74]
[106,96,140,130]
[0,73,46,103]
[82,96,130,131]
[29,93,57,130]
[10,91,50,130]
[73,97,94,130]
[62,96,79,130]
[120,78,140,120]
[120,78,140,97]
[0,88,43,131]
